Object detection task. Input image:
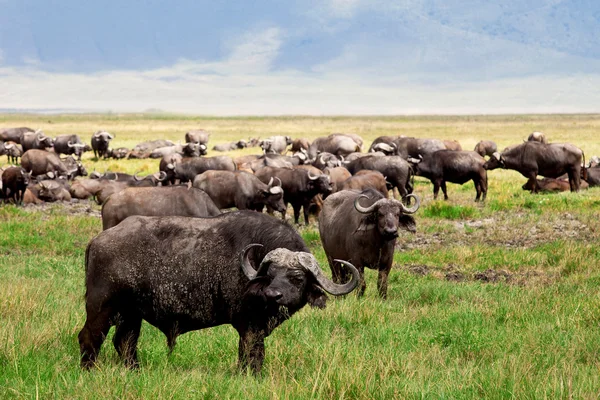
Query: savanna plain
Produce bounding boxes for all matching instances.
[2,114,600,399]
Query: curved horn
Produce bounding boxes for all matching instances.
[157,171,167,181]
[274,177,282,187]
[297,253,359,296]
[240,244,263,280]
[111,173,118,181]
[93,131,102,138]
[307,171,320,180]
[393,194,421,214]
[5,143,14,149]
[107,132,114,139]
[390,142,397,149]
[492,151,501,160]
[318,153,325,164]
[67,141,75,148]
[354,195,386,214]
[133,172,143,181]
[267,177,274,188]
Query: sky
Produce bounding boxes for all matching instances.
[0,0,599,115]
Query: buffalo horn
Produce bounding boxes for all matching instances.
[307,171,320,180]
[157,171,167,181]
[393,194,421,214]
[274,177,282,187]
[240,243,263,280]
[93,131,102,138]
[107,132,114,139]
[5,143,14,149]
[267,177,274,188]
[492,151,501,160]
[133,172,142,181]
[354,195,387,214]
[297,253,359,296]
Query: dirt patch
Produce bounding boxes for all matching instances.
[21,200,102,218]
[404,264,556,286]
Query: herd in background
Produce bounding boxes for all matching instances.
[1,125,598,373]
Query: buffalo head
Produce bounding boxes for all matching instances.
[354,194,420,240]
[307,171,333,197]
[261,177,286,213]
[241,245,359,310]
[483,152,504,170]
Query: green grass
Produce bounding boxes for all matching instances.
[2,114,600,398]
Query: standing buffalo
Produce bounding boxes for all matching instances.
[101,186,221,230]
[393,137,446,159]
[339,170,389,198]
[527,132,547,144]
[368,136,400,154]
[291,138,311,153]
[474,140,498,158]
[165,156,236,183]
[185,129,210,145]
[3,142,23,163]
[53,135,87,159]
[410,150,488,201]
[91,131,114,159]
[260,136,292,154]
[312,152,342,170]
[308,134,363,159]
[1,167,31,204]
[79,212,359,372]
[0,127,34,143]
[21,150,71,178]
[484,142,586,193]
[319,189,419,298]
[255,166,333,225]
[193,170,286,212]
[324,167,352,192]
[21,130,54,152]
[344,155,413,200]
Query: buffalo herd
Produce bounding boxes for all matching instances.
[0,125,596,373]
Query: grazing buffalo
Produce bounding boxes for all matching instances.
[527,131,547,144]
[410,150,488,201]
[166,156,236,183]
[368,136,400,154]
[474,140,498,158]
[255,166,333,225]
[53,135,87,159]
[0,127,34,143]
[484,142,586,193]
[159,153,183,185]
[91,131,114,159]
[1,167,31,204]
[212,140,247,152]
[185,129,210,145]
[79,212,359,373]
[101,186,221,230]
[319,189,419,298]
[260,136,292,154]
[193,170,286,212]
[3,142,23,163]
[324,167,352,192]
[522,178,589,193]
[129,140,175,159]
[339,170,389,198]
[344,155,413,200]
[585,167,600,187]
[21,130,54,152]
[21,150,71,178]
[308,134,362,159]
[247,154,295,172]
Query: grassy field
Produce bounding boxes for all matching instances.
[1,114,600,398]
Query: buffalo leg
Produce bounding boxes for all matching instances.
[441,181,449,200]
[238,330,266,375]
[433,180,441,200]
[302,200,311,225]
[356,266,366,297]
[526,175,538,194]
[78,306,113,369]
[377,269,389,299]
[292,204,302,224]
[474,179,482,202]
[113,316,142,368]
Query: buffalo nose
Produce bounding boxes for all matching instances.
[265,289,283,300]
[384,229,398,238]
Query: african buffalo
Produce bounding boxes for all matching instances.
[193,170,286,212]
[21,150,71,178]
[166,156,236,183]
[213,140,247,152]
[410,150,488,201]
[474,140,498,158]
[308,134,362,159]
[344,155,413,200]
[21,130,54,152]
[368,136,400,154]
[255,166,333,225]
[522,178,589,192]
[260,136,292,154]
[443,140,462,151]
[312,152,342,170]
[79,212,359,373]
[3,142,23,163]
[484,142,585,193]
[91,131,114,159]
[0,127,34,143]
[339,170,389,198]
[585,167,600,187]
[319,189,419,298]
[291,138,311,153]
[107,147,130,159]
[53,135,87,159]
[36,180,72,202]
[527,131,547,144]
[185,129,210,145]
[324,167,352,192]
[1,167,31,204]
[393,137,446,159]
[101,186,221,230]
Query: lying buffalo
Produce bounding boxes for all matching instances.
[484,142,586,193]
[185,129,210,145]
[260,136,292,154]
[101,186,221,230]
[212,140,247,152]
[36,180,72,202]
[308,134,362,159]
[79,212,359,373]
[193,170,286,212]
[410,150,488,201]
[319,189,419,298]
[522,178,589,192]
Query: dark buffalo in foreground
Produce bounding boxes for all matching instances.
[255,166,333,225]
[411,150,488,201]
[1,167,31,204]
[91,131,114,158]
[167,156,236,183]
[345,155,413,200]
[484,142,585,193]
[79,212,359,373]
[527,131,547,144]
[21,130,54,152]
[101,186,221,230]
[474,140,498,157]
[53,135,87,159]
[339,170,389,198]
[0,127,34,143]
[319,189,419,298]
[193,170,286,212]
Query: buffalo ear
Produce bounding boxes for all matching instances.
[243,277,270,306]
[399,214,416,233]
[307,284,327,309]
